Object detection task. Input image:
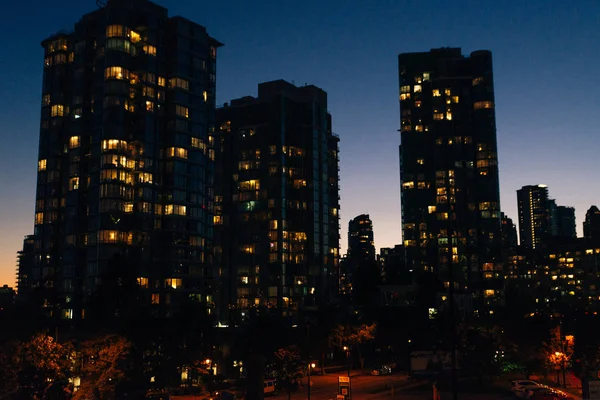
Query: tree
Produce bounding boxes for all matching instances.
[11,333,73,399]
[543,326,574,381]
[73,334,132,400]
[458,323,504,383]
[0,343,19,399]
[273,346,304,400]
[329,323,377,373]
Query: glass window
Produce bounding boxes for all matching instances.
[175,105,189,118]
[51,104,64,117]
[104,66,129,80]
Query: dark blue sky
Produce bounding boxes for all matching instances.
[1,0,600,285]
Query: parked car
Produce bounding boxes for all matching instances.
[525,386,569,400]
[510,380,540,398]
[264,379,279,396]
[371,365,392,376]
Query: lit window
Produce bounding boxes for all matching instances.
[191,138,205,150]
[428,206,436,214]
[146,101,154,111]
[423,72,430,81]
[203,91,208,102]
[69,136,80,149]
[413,85,422,93]
[104,66,129,80]
[417,159,425,165]
[433,89,441,97]
[101,139,127,151]
[472,77,484,86]
[415,100,422,107]
[446,111,452,121]
[42,94,51,106]
[129,30,141,43]
[167,147,188,159]
[106,25,127,38]
[444,89,451,96]
[400,85,411,93]
[143,45,157,56]
[51,104,64,117]
[214,215,222,225]
[415,125,423,132]
[137,277,149,288]
[35,212,44,225]
[474,101,494,110]
[433,113,444,120]
[38,159,47,171]
[158,77,165,87]
[69,177,79,190]
[165,278,182,289]
[400,93,411,100]
[175,105,189,118]
[169,77,190,91]
[452,96,459,103]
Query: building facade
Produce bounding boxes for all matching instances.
[214,80,340,323]
[584,206,600,240]
[398,48,502,308]
[25,0,221,319]
[555,205,576,239]
[347,214,376,265]
[517,185,552,249]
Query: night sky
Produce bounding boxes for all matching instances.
[1,0,599,286]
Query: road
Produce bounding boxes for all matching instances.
[269,372,517,399]
[271,372,411,400]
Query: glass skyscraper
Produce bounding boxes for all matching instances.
[24,0,221,319]
[398,48,502,308]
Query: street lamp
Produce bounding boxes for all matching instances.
[308,362,316,400]
[343,346,351,399]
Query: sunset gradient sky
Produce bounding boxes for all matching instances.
[1,0,600,286]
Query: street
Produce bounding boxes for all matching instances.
[272,372,411,400]
[269,372,518,399]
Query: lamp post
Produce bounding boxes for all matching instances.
[307,362,316,400]
[559,320,567,389]
[343,346,351,399]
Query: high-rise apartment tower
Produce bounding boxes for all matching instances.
[25,0,221,319]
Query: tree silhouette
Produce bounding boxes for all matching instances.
[9,334,73,399]
[329,323,377,373]
[273,346,304,400]
[73,334,132,400]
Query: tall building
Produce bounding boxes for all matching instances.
[500,212,518,254]
[16,235,36,299]
[378,244,409,284]
[347,214,376,265]
[517,185,552,249]
[214,80,340,323]
[584,206,600,240]
[24,0,221,319]
[398,48,502,306]
[555,205,576,239]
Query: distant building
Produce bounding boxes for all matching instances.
[16,235,35,299]
[0,285,16,311]
[555,206,576,239]
[214,80,340,323]
[347,214,376,265]
[517,185,553,249]
[500,213,518,254]
[398,48,502,308]
[378,245,409,284]
[584,206,600,240]
[22,0,221,319]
